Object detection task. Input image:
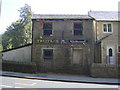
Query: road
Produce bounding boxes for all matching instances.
[0,76,118,88]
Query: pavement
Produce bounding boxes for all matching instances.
[0,71,119,85]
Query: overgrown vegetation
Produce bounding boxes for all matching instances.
[2,60,37,73]
[2,4,32,50]
[0,34,3,51]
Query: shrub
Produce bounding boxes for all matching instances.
[2,60,37,73]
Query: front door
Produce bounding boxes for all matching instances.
[107,46,115,64]
[73,49,83,66]
[43,49,54,72]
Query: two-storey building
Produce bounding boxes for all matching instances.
[89,11,119,64]
[32,14,95,74]
[2,12,119,76]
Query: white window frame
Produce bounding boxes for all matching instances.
[106,46,115,64]
[103,23,113,33]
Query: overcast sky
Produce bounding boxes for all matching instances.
[0,0,119,34]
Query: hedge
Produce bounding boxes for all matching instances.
[91,63,119,78]
[2,60,37,73]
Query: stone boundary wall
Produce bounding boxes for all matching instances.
[2,45,31,62]
[2,60,37,73]
[91,63,119,78]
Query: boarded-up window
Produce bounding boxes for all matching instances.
[74,23,83,35]
[73,49,83,65]
[43,23,52,35]
[43,49,53,59]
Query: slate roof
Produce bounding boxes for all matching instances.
[32,14,93,20]
[88,11,120,21]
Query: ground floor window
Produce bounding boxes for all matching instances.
[109,48,113,57]
[43,49,53,59]
[118,46,120,53]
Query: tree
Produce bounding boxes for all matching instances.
[2,4,32,50]
[18,4,32,43]
[0,34,3,51]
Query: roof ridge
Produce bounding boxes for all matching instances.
[33,14,88,16]
[32,14,93,20]
[89,11,118,12]
[88,11,119,21]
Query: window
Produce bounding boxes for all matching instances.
[119,46,120,53]
[109,48,113,57]
[43,49,53,59]
[43,23,52,35]
[103,24,112,33]
[74,23,83,35]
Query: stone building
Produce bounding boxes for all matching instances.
[31,14,95,74]
[2,12,119,76]
[89,11,120,64]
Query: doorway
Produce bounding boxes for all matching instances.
[42,49,54,72]
[106,46,115,64]
[73,49,83,66]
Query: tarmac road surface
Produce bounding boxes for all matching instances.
[0,76,119,88]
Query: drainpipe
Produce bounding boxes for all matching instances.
[96,21,97,41]
[62,30,64,40]
[94,21,98,63]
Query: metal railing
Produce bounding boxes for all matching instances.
[106,55,116,64]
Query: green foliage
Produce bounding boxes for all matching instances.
[2,60,37,73]
[2,4,32,50]
[0,34,3,51]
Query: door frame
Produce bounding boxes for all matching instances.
[106,46,115,64]
[71,48,84,65]
[107,46,114,56]
[41,48,55,72]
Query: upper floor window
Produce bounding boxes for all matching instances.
[43,23,52,36]
[74,23,83,36]
[103,24,112,33]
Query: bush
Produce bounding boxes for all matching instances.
[2,60,37,73]
[91,63,119,78]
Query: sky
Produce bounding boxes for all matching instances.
[0,0,119,34]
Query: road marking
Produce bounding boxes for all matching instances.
[0,85,13,88]
[0,85,22,88]
[15,82,37,86]
[15,86,22,88]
